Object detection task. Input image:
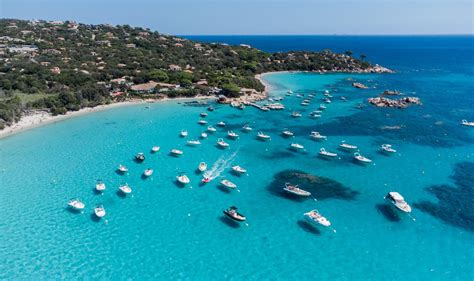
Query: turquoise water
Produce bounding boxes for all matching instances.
[1,36,474,280]
[1,72,473,280]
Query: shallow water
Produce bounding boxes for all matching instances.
[1,36,474,280]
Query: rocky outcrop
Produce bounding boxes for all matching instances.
[352,82,368,89]
[368,96,421,108]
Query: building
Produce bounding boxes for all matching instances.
[130,81,159,93]
[169,64,182,71]
[50,67,61,74]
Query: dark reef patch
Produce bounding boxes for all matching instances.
[414,161,474,232]
[289,107,473,148]
[267,169,359,201]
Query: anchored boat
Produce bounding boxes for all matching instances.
[283,183,311,197]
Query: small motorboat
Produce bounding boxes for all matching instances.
[287,90,293,94]
[135,153,145,162]
[301,101,309,106]
[242,124,253,132]
[119,183,132,194]
[176,174,190,185]
[309,111,321,118]
[308,94,314,98]
[354,152,372,164]
[200,132,208,139]
[217,121,226,127]
[238,104,246,110]
[151,146,160,153]
[283,182,311,197]
[304,209,331,227]
[198,119,208,125]
[380,144,397,154]
[143,168,153,177]
[461,119,474,127]
[323,98,331,104]
[217,138,229,148]
[290,143,304,151]
[385,192,412,213]
[257,132,271,140]
[201,176,211,183]
[198,162,207,172]
[319,104,327,110]
[220,179,237,189]
[231,165,247,174]
[94,205,106,218]
[117,165,128,173]
[223,206,246,222]
[170,149,183,156]
[207,106,215,111]
[68,199,85,211]
[309,131,327,141]
[340,96,347,101]
[319,148,337,158]
[282,130,294,137]
[95,180,106,192]
[339,141,358,151]
[180,130,188,137]
[187,140,201,146]
[207,126,217,133]
[291,111,302,118]
[296,94,303,98]
[200,112,208,117]
[227,131,239,139]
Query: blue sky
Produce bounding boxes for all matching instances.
[1,0,473,35]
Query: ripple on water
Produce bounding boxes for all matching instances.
[414,161,474,232]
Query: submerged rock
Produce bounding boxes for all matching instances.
[352,82,368,89]
[414,161,474,232]
[381,89,401,96]
[267,169,359,200]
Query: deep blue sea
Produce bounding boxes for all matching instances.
[1,36,473,280]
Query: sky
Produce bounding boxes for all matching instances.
[1,0,473,35]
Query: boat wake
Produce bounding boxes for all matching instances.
[204,151,238,180]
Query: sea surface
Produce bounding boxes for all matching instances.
[1,36,473,280]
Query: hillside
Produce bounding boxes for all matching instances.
[0,19,389,127]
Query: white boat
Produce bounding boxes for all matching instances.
[309,131,327,141]
[301,102,309,106]
[198,162,207,172]
[461,119,474,127]
[319,148,337,158]
[200,112,208,117]
[319,104,326,110]
[290,143,304,150]
[231,165,247,174]
[284,182,311,196]
[207,125,217,132]
[117,165,128,173]
[354,152,372,164]
[180,129,188,137]
[95,180,106,192]
[380,144,396,154]
[309,111,321,118]
[257,132,271,140]
[227,131,239,139]
[282,130,294,137]
[287,90,293,94]
[176,174,190,185]
[170,149,183,156]
[291,111,302,118]
[217,121,226,127]
[296,94,303,98]
[187,140,201,146]
[151,146,160,153]
[340,96,347,101]
[385,192,412,213]
[304,210,331,227]
[143,168,153,177]
[339,141,358,151]
[223,206,246,221]
[220,179,237,189]
[217,138,229,148]
[242,124,253,132]
[68,199,85,211]
[200,132,208,139]
[119,184,132,194]
[94,205,106,218]
[198,119,208,125]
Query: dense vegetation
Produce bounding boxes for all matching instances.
[0,18,374,127]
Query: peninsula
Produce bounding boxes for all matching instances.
[0,19,391,130]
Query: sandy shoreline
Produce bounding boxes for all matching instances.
[0,96,214,139]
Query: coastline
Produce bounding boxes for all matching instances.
[0,96,214,139]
